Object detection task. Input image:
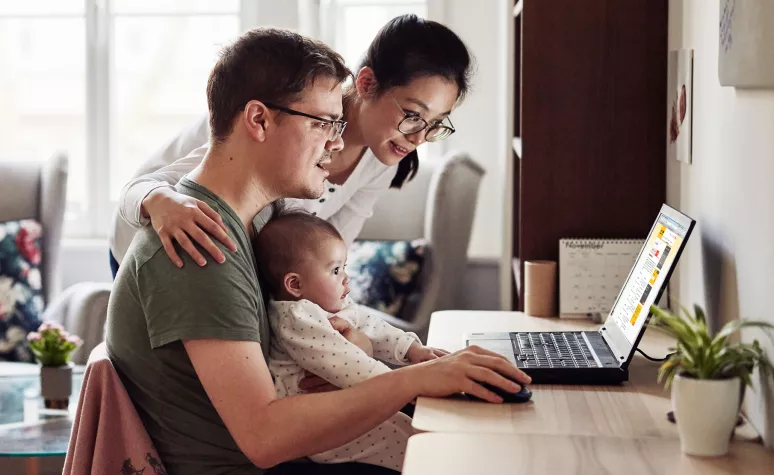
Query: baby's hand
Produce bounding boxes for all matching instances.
[329,316,374,357]
[406,342,450,364]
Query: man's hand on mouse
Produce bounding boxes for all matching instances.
[406,342,450,364]
[404,345,532,403]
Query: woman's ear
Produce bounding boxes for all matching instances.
[243,100,271,142]
[283,273,303,298]
[355,66,379,98]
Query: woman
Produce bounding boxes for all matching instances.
[109,14,473,276]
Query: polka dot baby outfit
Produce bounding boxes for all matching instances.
[267,297,421,471]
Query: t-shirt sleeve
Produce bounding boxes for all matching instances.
[136,245,263,349]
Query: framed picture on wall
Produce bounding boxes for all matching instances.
[719,0,774,88]
[667,49,693,165]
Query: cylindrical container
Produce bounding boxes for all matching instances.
[524,260,557,317]
[40,363,73,409]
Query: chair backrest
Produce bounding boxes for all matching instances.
[420,151,485,313]
[356,150,485,333]
[64,342,166,475]
[357,156,433,241]
[0,153,68,304]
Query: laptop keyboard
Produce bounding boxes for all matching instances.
[510,332,598,369]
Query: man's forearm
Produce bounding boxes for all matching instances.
[185,338,421,469]
[256,368,417,466]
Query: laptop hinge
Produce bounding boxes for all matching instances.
[598,327,630,366]
[586,331,625,369]
[581,332,603,368]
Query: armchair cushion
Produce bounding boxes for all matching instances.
[347,239,428,320]
[0,219,45,361]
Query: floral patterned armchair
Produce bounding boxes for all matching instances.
[0,155,110,365]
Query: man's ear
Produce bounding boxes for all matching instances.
[355,66,379,98]
[283,273,303,298]
[243,100,271,142]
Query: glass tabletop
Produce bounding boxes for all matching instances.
[0,362,85,457]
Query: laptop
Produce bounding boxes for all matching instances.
[467,204,695,385]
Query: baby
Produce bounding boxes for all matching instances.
[252,209,445,472]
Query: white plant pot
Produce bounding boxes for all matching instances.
[40,363,73,409]
[672,374,741,456]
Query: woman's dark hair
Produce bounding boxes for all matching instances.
[358,14,474,189]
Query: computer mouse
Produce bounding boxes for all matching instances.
[467,381,532,403]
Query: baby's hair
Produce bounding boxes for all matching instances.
[253,204,344,297]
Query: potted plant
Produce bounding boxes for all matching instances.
[649,304,773,457]
[26,321,82,409]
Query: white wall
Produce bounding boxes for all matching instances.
[668,0,774,447]
[440,0,511,261]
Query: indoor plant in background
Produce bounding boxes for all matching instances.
[27,321,82,409]
[650,304,774,457]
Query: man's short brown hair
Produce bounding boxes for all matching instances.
[207,27,351,144]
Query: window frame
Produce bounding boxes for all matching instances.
[80,0,254,238]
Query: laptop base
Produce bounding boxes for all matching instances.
[519,366,629,385]
[467,332,630,385]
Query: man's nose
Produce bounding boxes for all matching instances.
[326,133,344,152]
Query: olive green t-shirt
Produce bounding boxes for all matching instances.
[106,177,270,475]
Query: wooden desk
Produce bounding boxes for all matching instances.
[402,433,774,475]
[413,311,760,441]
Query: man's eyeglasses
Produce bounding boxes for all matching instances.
[392,97,455,142]
[264,102,347,142]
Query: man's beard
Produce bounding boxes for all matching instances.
[300,150,332,199]
[318,150,332,166]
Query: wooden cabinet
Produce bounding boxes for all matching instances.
[512,0,668,310]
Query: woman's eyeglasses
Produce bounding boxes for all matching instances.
[392,97,455,142]
[264,102,347,142]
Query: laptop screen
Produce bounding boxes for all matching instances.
[600,204,695,363]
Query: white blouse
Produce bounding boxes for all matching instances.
[109,117,398,263]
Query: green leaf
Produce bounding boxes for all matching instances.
[649,304,774,387]
[693,304,707,326]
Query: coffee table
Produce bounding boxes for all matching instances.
[0,362,85,475]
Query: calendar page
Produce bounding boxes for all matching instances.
[558,239,643,316]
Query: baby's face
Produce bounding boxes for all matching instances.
[298,238,350,313]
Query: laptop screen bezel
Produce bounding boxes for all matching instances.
[598,204,696,367]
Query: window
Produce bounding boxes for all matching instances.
[0,0,243,237]
[1,1,436,239]
[0,1,88,231]
[318,0,427,70]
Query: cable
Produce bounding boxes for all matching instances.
[636,348,674,362]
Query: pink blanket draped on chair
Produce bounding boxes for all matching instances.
[63,342,167,475]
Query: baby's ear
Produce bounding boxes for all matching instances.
[284,273,303,298]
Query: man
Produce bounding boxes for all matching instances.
[106,27,529,474]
